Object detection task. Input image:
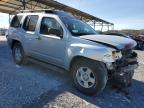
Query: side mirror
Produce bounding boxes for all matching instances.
[49,28,63,37]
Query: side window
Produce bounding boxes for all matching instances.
[23,15,38,32]
[10,15,23,28]
[40,17,63,37]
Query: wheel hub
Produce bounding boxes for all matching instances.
[76,67,96,88]
[82,73,89,81]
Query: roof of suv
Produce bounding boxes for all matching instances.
[18,10,75,18]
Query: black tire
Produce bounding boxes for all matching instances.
[137,41,141,50]
[71,58,108,95]
[12,42,27,65]
[141,43,144,51]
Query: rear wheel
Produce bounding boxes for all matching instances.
[12,42,27,65]
[71,58,108,95]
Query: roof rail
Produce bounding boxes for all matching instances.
[19,9,55,13]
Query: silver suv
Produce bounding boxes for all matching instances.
[6,10,138,95]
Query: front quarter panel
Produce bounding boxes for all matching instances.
[65,37,115,69]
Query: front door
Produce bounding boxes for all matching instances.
[37,17,66,66]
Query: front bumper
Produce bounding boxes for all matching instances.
[112,64,138,87]
[109,51,138,87]
[121,64,138,73]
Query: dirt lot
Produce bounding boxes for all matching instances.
[0,36,144,108]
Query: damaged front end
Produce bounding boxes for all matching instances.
[107,49,138,87]
[80,34,138,87]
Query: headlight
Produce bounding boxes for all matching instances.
[103,51,122,62]
[112,51,122,60]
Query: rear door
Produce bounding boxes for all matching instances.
[22,15,40,57]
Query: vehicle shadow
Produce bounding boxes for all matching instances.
[23,74,144,108]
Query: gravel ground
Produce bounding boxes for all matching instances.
[0,36,144,108]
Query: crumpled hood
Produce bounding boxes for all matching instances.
[80,35,137,50]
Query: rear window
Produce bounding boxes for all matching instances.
[23,15,38,32]
[10,15,23,28]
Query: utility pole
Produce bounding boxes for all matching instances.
[101,22,103,32]
[9,14,10,24]
[94,21,96,30]
[22,0,26,10]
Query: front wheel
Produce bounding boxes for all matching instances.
[71,58,108,95]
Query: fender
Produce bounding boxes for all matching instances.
[65,43,113,70]
[7,28,28,55]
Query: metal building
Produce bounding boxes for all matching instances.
[0,0,114,31]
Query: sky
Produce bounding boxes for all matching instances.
[0,0,144,30]
[0,13,9,28]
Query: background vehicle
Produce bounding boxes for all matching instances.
[0,28,7,36]
[131,35,144,50]
[6,10,138,95]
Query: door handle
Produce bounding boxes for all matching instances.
[36,37,41,40]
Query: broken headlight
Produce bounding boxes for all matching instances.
[112,51,122,60]
[103,51,122,62]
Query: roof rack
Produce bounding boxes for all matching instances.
[20,9,56,13]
